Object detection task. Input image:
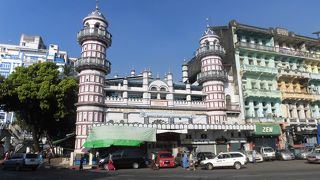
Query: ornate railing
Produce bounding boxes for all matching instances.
[75,57,111,73]
[243,89,281,99]
[278,69,310,79]
[237,42,320,60]
[77,27,112,46]
[282,92,314,101]
[197,70,228,84]
[241,64,278,75]
[195,45,225,58]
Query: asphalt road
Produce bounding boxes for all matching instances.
[1,160,319,180]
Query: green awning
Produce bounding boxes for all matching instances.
[254,124,281,136]
[83,126,156,148]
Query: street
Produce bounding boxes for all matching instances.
[1,160,319,180]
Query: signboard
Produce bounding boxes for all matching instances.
[317,124,320,145]
[255,124,281,136]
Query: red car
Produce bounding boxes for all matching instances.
[156,151,175,168]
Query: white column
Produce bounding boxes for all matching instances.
[266,102,272,115]
[275,102,281,117]
[258,102,264,117]
[248,101,255,117]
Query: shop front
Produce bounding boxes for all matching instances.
[251,124,281,150]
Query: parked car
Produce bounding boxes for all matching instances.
[156,151,175,168]
[296,148,314,160]
[195,152,215,166]
[244,150,263,163]
[200,152,247,170]
[307,148,320,163]
[275,149,295,160]
[99,149,146,169]
[2,153,40,171]
[255,146,276,161]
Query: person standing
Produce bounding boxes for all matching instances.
[150,152,158,170]
[188,152,196,171]
[182,152,189,169]
[252,150,256,164]
[79,155,84,171]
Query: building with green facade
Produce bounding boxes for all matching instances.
[212,20,320,149]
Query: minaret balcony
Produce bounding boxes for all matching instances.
[195,45,225,59]
[75,57,111,73]
[77,27,112,47]
[241,64,278,76]
[197,70,228,84]
[243,89,281,99]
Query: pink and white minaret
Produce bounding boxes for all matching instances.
[196,26,227,124]
[74,4,112,152]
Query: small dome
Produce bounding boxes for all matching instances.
[83,6,108,25]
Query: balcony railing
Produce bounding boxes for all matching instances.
[75,57,111,73]
[310,73,320,80]
[241,64,278,75]
[77,27,112,46]
[243,89,281,99]
[237,42,320,60]
[245,116,284,123]
[281,92,314,101]
[278,69,310,79]
[195,45,225,58]
[197,70,228,84]
[226,104,241,112]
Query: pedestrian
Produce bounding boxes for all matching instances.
[188,151,196,171]
[150,152,159,170]
[252,150,256,164]
[48,151,52,164]
[107,153,115,171]
[182,152,189,169]
[4,152,9,160]
[79,155,84,171]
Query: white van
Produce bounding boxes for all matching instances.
[200,152,247,170]
[255,146,275,160]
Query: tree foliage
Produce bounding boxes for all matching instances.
[0,62,78,152]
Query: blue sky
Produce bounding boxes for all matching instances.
[0,0,319,80]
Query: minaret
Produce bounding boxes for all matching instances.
[74,4,112,152]
[196,26,227,124]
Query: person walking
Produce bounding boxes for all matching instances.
[252,150,256,164]
[150,152,159,170]
[107,153,115,171]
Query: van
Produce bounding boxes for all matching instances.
[255,146,275,160]
[99,149,146,169]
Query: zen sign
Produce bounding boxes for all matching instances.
[255,124,281,136]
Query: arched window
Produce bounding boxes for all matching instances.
[94,22,100,29]
[160,87,166,91]
[150,87,157,91]
[85,23,89,28]
[205,41,210,50]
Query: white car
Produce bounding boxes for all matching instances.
[200,152,247,170]
[245,150,263,163]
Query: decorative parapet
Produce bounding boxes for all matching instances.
[285,118,317,125]
[243,89,281,99]
[75,57,111,73]
[197,70,228,84]
[236,42,320,60]
[77,27,112,46]
[241,64,278,75]
[93,122,255,130]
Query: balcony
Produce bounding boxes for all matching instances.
[226,104,241,113]
[241,64,278,76]
[281,92,314,101]
[278,69,310,79]
[245,116,284,123]
[236,42,320,61]
[243,89,281,99]
[310,73,320,80]
[195,45,225,59]
[75,57,111,73]
[77,27,112,46]
[285,118,317,125]
[197,70,228,84]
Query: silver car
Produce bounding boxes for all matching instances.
[275,149,295,160]
[307,149,320,163]
[296,148,313,160]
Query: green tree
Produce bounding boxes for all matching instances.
[0,62,78,152]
